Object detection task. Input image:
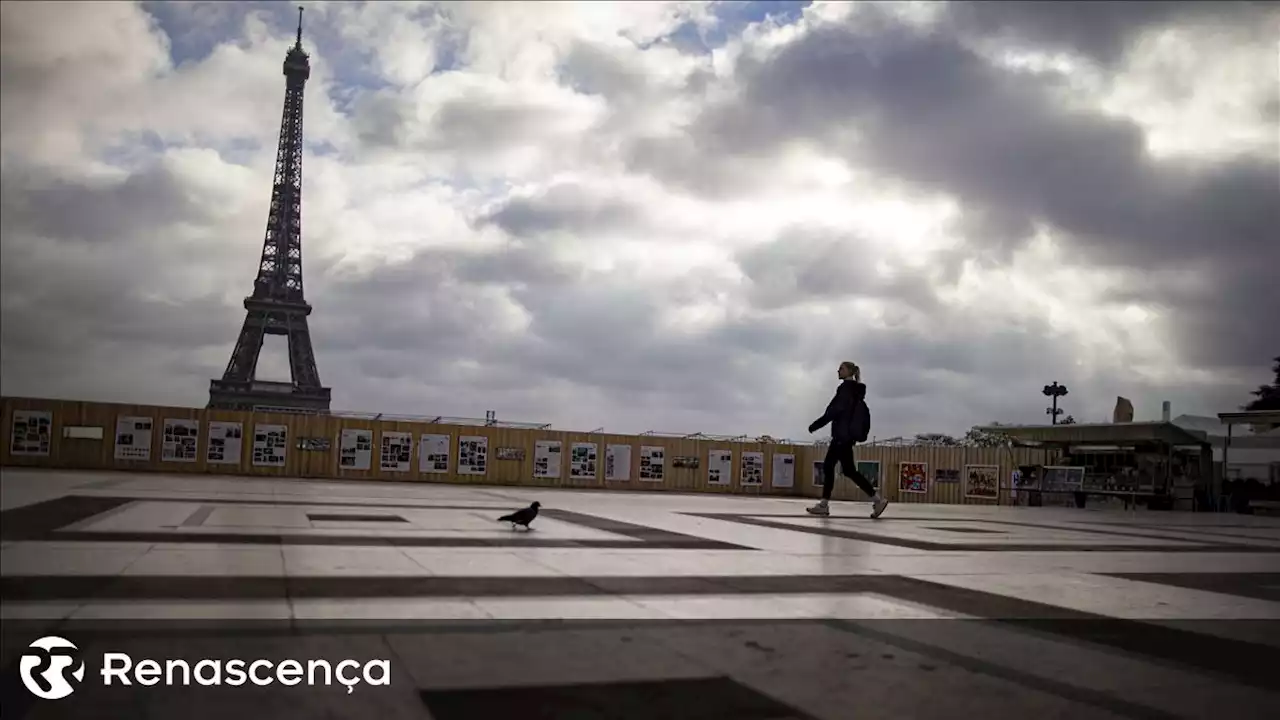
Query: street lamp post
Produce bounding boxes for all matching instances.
[1043,382,1069,425]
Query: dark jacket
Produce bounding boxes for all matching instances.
[809,379,866,443]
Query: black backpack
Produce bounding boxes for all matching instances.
[852,399,871,442]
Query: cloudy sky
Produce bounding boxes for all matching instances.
[1,1,1276,441]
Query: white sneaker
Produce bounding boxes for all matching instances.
[806,502,830,516]
[871,497,889,519]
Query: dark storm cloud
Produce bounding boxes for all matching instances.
[624,134,784,199]
[652,13,1279,370]
[556,40,649,101]
[722,24,1277,265]
[0,232,240,357]
[479,183,643,237]
[314,233,808,419]
[349,84,578,157]
[938,1,1254,65]
[348,91,414,149]
[0,163,214,245]
[735,227,944,312]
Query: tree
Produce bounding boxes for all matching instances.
[913,433,959,446]
[1243,355,1280,412]
[1060,415,1077,425]
[962,423,1011,447]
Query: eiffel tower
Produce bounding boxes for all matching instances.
[208,8,330,413]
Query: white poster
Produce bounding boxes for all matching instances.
[252,423,287,467]
[9,410,52,456]
[605,444,631,481]
[339,429,373,470]
[771,453,796,488]
[114,416,153,461]
[639,445,665,482]
[206,421,243,464]
[161,418,200,463]
[741,451,765,486]
[533,440,562,479]
[380,431,412,472]
[419,433,450,474]
[569,442,598,479]
[708,449,732,485]
[459,435,488,475]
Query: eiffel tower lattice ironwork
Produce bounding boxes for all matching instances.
[208,7,330,413]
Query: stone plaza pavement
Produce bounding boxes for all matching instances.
[1,469,1278,719]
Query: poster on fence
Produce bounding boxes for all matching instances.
[898,461,928,494]
[771,453,795,488]
[161,418,199,462]
[569,442,597,479]
[708,449,732,485]
[206,422,242,464]
[534,440,562,479]
[419,434,450,474]
[381,431,412,472]
[339,429,373,470]
[606,444,631,481]
[639,446,665,482]
[10,410,52,456]
[741,451,764,486]
[114,416,153,461]
[459,436,488,475]
[856,461,881,490]
[252,424,287,467]
[965,465,999,500]
[812,461,825,487]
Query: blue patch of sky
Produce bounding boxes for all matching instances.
[140,0,398,118]
[642,1,811,55]
[100,131,174,170]
[215,137,268,166]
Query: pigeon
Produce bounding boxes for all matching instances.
[497,501,540,530]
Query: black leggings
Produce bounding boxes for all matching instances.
[822,441,877,500]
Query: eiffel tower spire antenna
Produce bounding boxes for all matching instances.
[208,8,331,413]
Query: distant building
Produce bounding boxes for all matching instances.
[1172,414,1280,483]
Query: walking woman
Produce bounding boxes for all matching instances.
[806,361,888,518]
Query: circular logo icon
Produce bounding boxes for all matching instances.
[19,636,85,700]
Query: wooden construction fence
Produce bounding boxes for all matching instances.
[1,397,1053,504]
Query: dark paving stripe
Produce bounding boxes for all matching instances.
[74,478,131,491]
[306,513,408,522]
[924,526,1005,534]
[996,618,1280,692]
[826,620,1186,720]
[1087,524,1280,544]
[715,512,1263,546]
[0,496,135,540]
[540,508,696,544]
[0,495,752,550]
[179,504,216,528]
[17,529,737,550]
[1073,520,1280,531]
[690,513,1278,553]
[1101,572,1280,603]
[420,676,819,720]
